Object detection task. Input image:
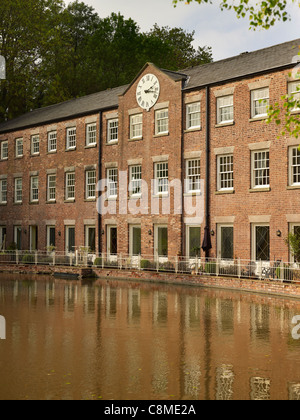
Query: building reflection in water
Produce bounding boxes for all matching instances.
[0,274,300,400]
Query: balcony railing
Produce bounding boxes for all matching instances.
[0,249,299,284]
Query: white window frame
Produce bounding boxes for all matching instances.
[251,149,270,189]
[155,108,169,135]
[0,179,7,204]
[251,223,270,262]
[107,118,118,144]
[154,162,169,196]
[186,102,201,130]
[107,168,118,199]
[86,170,96,199]
[129,224,142,256]
[217,95,234,124]
[288,81,300,111]
[15,138,23,158]
[66,127,76,150]
[65,172,75,201]
[47,174,56,202]
[14,178,22,203]
[129,165,142,197]
[217,154,234,191]
[0,141,8,160]
[251,87,269,118]
[289,146,300,187]
[130,114,143,140]
[86,123,97,146]
[48,131,57,153]
[30,176,39,202]
[31,135,40,155]
[185,159,201,193]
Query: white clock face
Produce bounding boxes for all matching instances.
[136,74,160,111]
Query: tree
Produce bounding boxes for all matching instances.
[172,0,298,30]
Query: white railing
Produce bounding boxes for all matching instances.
[0,250,299,283]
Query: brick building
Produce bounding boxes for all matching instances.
[0,38,300,264]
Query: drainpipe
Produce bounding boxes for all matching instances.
[205,85,211,259]
[98,111,102,255]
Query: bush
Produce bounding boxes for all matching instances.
[205,261,216,274]
[160,261,175,272]
[94,258,103,267]
[22,254,35,264]
[141,259,151,269]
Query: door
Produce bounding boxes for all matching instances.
[30,226,38,251]
[107,226,117,259]
[129,225,141,256]
[217,225,234,260]
[154,225,168,261]
[187,226,201,258]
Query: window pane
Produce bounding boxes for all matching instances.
[86,123,97,145]
[253,151,269,187]
[129,165,142,196]
[221,227,234,259]
[187,102,200,129]
[218,155,234,190]
[108,119,118,142]
[255,226,270,261]
[189,227,201,257]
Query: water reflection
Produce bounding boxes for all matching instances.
[0,273,300,400]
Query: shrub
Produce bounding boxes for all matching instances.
[205,261,216,274]
[22,254,35,264]
[141,259,151,269]
[94,258,103,267]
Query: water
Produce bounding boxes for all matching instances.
[0,273,300,400]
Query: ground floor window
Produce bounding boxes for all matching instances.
[65,226,75,254]
[155,225,168,258]
[85,226,96,253]
[0,226,6,250]
[252,224,270,262]
[129,225,141,256]
[186,226,201,258]
[217,225,234,260]
[30,225,38,251]
[289,223,300,263]
[107,226,117,256]
[14,226,22,250]
[47,226,56,250]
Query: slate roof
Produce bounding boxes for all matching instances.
[1,38,300,134]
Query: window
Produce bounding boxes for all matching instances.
[186,159,201,193]
[15,138,23,158]
[86,123,97,146]
[1,141,8,160]
[31,135,39,155]
[107,226,117,255]
[65,172,75,200]
[30,225,38,251]
[0,179,7,204]
[14,178,22,203]
[65,226,75,254]
[186,102,201,130]
[129,165,142,197]
[217,225,234,260]
[47,174,56,201]
[155,109,169,135]
[48,131,57,153]
[0,226,6,250]
[251,150,270,188]
[155,225,168,257]
[217,95,234,124]
[47,226,56,249]
[289,146,300,187]
[252,224,270,262]
[251,88,269,118]
[288,81,300,111]
[217,154,234,191]
[66,127,76,150]
[129,225,141,256]
[85,226,96,252]
[107,119,118,143]
[86,170,96,199]
[154,162,168,195]
[289,224,300,263]
[30,176,39,202]
[130,114,142,139]
[186,226,201,258]
[14,226,22,250]
[107,168,118,198]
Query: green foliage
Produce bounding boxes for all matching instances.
[205,261,216,274]
[94,257,102,267]
[172,0,297,30]
[286,232,300,262]
[140,259,151,269]
[0,1,212,122]
[22,254,35,263]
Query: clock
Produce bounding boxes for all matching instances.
[136,73,160,111]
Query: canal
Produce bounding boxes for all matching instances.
[0,273,300,400]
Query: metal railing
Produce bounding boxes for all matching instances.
[0,249,300,283]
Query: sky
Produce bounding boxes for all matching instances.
[65,0,300,62]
